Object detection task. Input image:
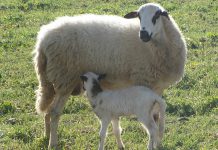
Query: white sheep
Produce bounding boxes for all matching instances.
[33,3,186,149]
[80,72,166,150]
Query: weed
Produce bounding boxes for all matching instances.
[0,101,16,115]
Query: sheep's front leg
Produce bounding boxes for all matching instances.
[112,118,125,150]
[98,119,110,150]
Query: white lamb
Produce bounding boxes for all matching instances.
[33,3,186,149]
[80,72,166,150]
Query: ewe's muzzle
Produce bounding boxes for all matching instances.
[140,30,152,42]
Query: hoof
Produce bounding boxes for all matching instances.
[119,147,125,150]
[48,145,58,150]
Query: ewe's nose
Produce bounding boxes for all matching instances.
[139,30,152,42]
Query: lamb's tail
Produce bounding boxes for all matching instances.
[33,44,55,114]
[154,96,166,140]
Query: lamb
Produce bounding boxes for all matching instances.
[33,3,187,149]
[80,72,166,150]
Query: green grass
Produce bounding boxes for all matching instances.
[0,0,217,149]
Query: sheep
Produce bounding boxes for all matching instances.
[33,3,187,149]
[80,72,166,150]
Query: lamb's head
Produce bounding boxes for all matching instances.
[80,72,106,97]
[124,3,169,42]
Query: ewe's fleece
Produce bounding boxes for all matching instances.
[34,14,186,114]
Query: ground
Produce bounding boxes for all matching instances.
[0,0,217,149]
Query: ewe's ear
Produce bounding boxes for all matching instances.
[124,11,138,19]
[80,75,88,82]
[98,74,106,81]
[161,11,170,20]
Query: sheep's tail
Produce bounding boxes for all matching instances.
[154,96,166,140]
[33,43,55,114]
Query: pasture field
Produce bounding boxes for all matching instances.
[0,0,217,149]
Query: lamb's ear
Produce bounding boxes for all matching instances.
[80,75,88,82]
[98,74,106,81]
[124,11,138,19]
[161,11,170,20]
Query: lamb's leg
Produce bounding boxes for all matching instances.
[139,117,159,150]
[98,119,110,150]
[111,118,125,150]
[44,113,50,137]
[48,92,70,150]
[153,113,162,147]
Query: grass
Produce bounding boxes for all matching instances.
[0,0,217,149]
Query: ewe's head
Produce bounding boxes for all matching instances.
[124,3,169,42]
[80,72,106,95]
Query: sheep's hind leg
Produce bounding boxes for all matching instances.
[112,118,125,150]
[139,117,159,150]
[44,113,51,138]
[48,92,70,150]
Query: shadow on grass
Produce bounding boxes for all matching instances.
[34,137,49,149]
[198,97,218,114]
[159,145,176,150]
[9,128,34,143]
[166,102,195,117]
[34,136,70,150]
